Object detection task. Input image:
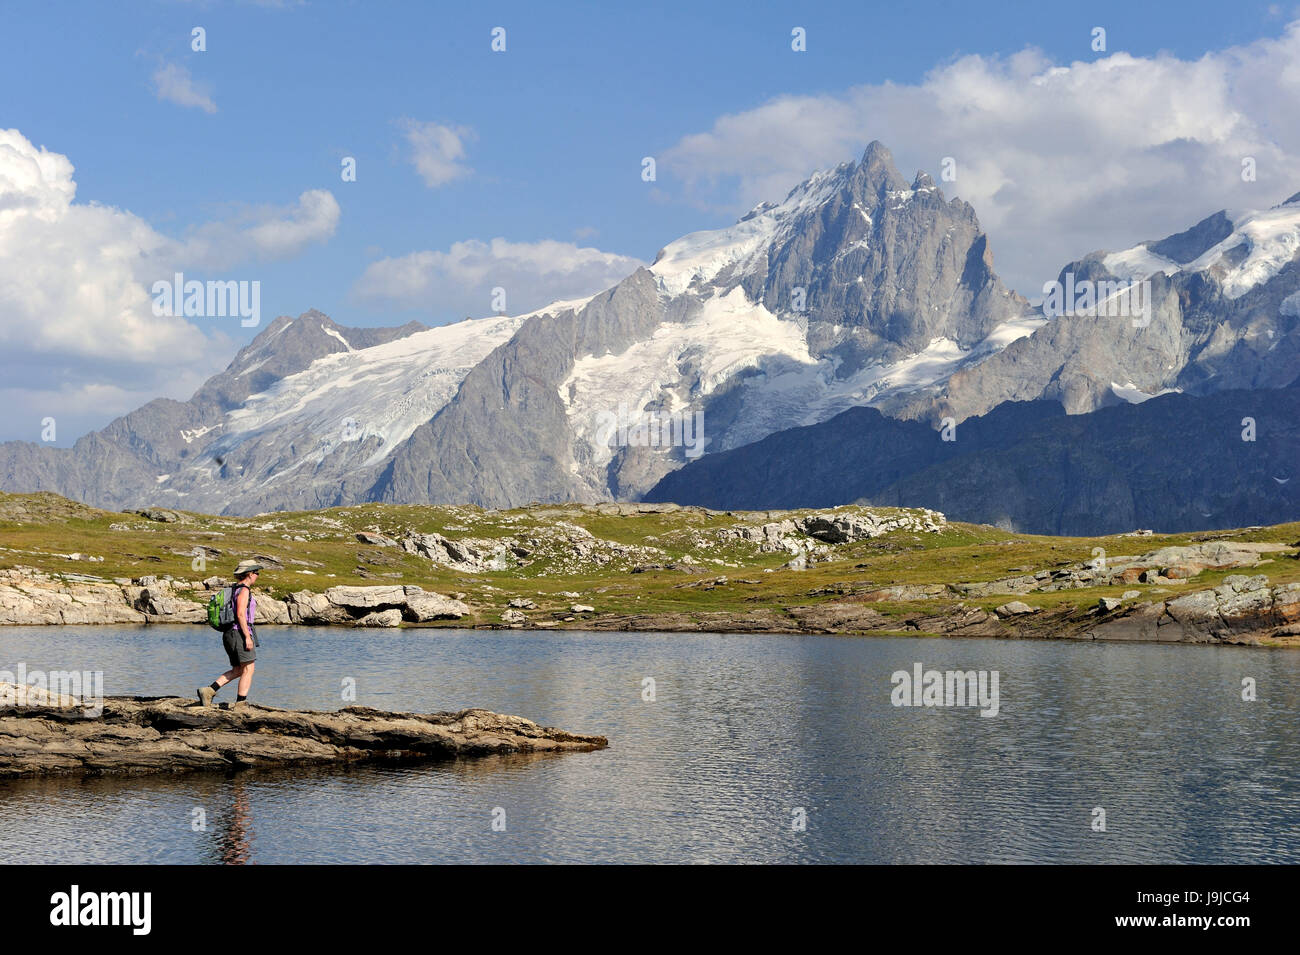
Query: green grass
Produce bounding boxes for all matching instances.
[2,491,1297,628]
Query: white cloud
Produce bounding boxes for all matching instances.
[399,119,474,188]
[0,129,333,439]
[352,237,645,317]
[659,22,1300,295]
[151,61,217,113]
[167,189,340,270]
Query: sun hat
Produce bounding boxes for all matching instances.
[233,559,265,578]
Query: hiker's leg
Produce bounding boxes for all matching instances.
[236,661,255,697]
[213,667,241,689]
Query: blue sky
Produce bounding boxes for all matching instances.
[3,0,1300,441]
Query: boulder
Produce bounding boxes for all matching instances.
[253,595,291,625]
[501,609,527,625]
[405,593,470,622]
[324,585,408,611]
[995,601,1036,617]
[355,531,399,547]
[285,590,347,625]
[354,609,403,628]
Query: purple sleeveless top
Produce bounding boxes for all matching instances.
[234,583,258,641]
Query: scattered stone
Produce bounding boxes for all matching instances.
[994,601,1036,617]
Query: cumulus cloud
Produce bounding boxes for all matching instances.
[352,238,645,317]
[151,61,217,113]
[659,22,1300,295]
[399,119,474,188]
[0,128,334,440]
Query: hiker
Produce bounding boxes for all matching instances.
[197,560,263,708]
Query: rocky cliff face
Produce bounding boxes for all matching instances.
[647,378,1300,535]
[907,198,1300,424]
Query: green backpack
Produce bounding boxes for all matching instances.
[205,584,245,631]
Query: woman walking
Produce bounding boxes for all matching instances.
[197,560,263,708]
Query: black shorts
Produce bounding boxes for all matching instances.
[222,627,257,667]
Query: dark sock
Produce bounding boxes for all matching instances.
[209,681,221,692]
[236,694,247,702]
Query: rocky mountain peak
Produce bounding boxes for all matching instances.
[854,140,909,193]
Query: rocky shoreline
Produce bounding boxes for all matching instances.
[0,689,608,778]
[0,569,471,627]
[1,562,1297,646]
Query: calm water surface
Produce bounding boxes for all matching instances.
[1,625,1297,864]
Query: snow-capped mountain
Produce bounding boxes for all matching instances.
[4,143,1295,515]
[375,142,1029,507]
[912,193,1300,425]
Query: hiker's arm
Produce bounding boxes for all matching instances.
[236,588,253,647]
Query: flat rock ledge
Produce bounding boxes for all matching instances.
[0,693,608,778]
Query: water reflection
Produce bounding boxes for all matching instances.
[0,626,1297,864]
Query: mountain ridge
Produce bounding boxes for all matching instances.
[3,142,1298,527]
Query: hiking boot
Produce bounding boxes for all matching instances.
[197,686,216,707]
[231,700,249,710]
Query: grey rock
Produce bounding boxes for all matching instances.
[994,601,1036,617]
[404,593,470,622]
[324,585,408,611]
[353,609,403,628]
